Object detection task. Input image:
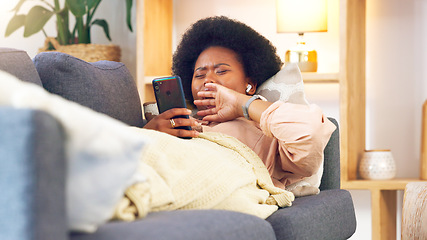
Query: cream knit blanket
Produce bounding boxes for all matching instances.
[113,129,295,221]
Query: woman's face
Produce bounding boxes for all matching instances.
[191,46,253,110]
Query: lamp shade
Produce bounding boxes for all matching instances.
[276,0,328,33]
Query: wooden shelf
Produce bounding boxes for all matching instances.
[302,73,339,83]
[342,179,427,190]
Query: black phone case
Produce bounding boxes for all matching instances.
[152,76,192,138]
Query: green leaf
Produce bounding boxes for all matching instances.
[23,6,54,37]
[87,0,101,10]
[126,0,133,32]
[5,14,26,37]
[66,0,86,17]
[11,0,27,12]
[91,19,111,41]
[56,6,71,45]
[75,17,89,43]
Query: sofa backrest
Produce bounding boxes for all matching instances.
[33,52,144,128]
[320,117,341,190]
[0,48,43,86]
[0,48,144,128]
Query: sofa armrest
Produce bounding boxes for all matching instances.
[320,117,341,190]
[0,48,43,86]
[0,107,67,240]
[267,189,356,240]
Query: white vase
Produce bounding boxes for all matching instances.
[359,150,397,180]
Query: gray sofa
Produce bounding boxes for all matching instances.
[0,48,356,240]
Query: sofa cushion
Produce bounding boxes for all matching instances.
[256,63,308,105]
[33,52,144,127]
[0,107,67,240]
[266,189,357,240]
[0,70,149,233]
[0,48,43,86]
[70,210,276,240]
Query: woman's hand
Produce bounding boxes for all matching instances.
[194,83,248,123]
[194,83,272,123]
[143,108,200,138]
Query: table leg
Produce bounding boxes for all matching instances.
[371,189,397,240]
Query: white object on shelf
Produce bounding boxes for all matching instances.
[359,149,397,180]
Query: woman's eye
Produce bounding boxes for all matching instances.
[216,70,228,75]
[194,74,205,79]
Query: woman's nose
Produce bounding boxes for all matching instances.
[203,71,217,85]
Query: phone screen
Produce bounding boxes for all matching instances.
[152,76,192,136]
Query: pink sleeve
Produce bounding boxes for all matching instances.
[260,101,336,178]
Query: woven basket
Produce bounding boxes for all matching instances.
[39,37,121,62]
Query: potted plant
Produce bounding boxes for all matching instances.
[5,0,134,62]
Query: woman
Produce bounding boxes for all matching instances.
[144,16,336,190]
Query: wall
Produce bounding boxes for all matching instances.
[366,0,426,177]
[363,0,427,237]
[0,0,137,79]
[1,0,426,239]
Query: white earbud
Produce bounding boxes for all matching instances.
[246,84,252,93]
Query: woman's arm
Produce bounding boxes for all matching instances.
[260,101,336,178]
[195,83,336,180]
[194,83,271,123]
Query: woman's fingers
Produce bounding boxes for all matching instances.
[162,108,192,119]
[171,128,199,138]
[169,117,200,138]
[194,98,216,107]
[161,117,200,138]
[196,107,217,117]
[170,116,199,128]
[195,89,216,109]
[204,83,218,91]
[194,83,241,122]
[197,90,216,99]
[143,108,200,138]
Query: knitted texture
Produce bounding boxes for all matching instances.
[113,130,294,221]
[198,132,295,207]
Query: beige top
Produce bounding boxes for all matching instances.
[202,101,336,189]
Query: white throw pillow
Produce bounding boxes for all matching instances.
[0,70,148,233]
[257,63,309,105]
[257,63,323,197]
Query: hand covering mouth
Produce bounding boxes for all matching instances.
[201,97,215,109]
[198,88,215,109]
[195,95,215,111]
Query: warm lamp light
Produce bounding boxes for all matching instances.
[276,0,328,72]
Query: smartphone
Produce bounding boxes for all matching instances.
[152,76,192,138]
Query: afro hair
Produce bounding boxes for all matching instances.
[172,16,283,102]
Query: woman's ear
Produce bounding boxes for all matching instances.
[246,83,257,95]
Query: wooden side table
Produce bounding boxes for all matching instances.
[402,182,427,239]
